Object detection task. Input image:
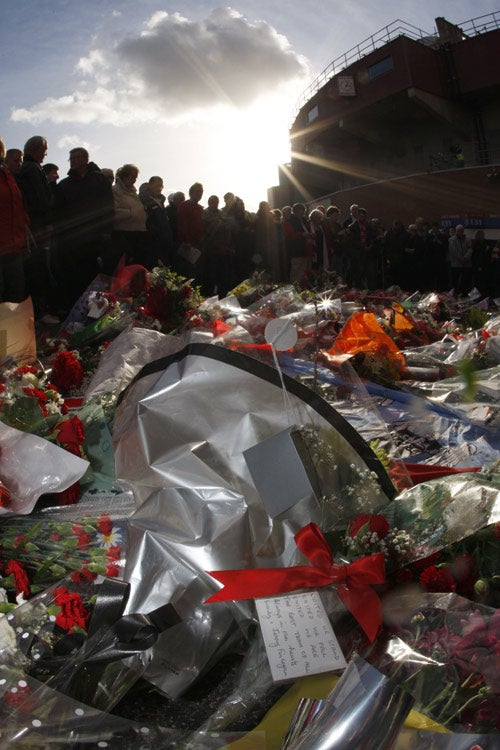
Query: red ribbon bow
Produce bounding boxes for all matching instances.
[205,522,385,642]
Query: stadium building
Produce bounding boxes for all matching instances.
[270,13,500,234]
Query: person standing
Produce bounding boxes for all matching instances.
[139,176,173,268]
[54,147,114,309]
[0,136,28,302]
[201,195,233,297]
[5,149,23,176]
[284,203,313,285]
[112,163,151,268]
[16,135,57,319]
[448,224,473,296]
[176,182,204,283]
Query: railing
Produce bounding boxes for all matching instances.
[460,11,500,36]
[291,12,500,125]
[428,141,500,171]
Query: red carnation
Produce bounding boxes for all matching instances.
[106,545,121,561]
[419,565,456,593]
[56,482,81,505]
[50,351,84,393]
[451,553,478,598]
[71,567,96,583]
[4,683,31,708]
[348,513,390,539]
[14,365,38,376]
[5,560,30,597]
[0,482,12,507]
[105,563,119,577]
[53,587,90,632]
[98,513,113,537]
[393,567,414,585]
[76,533,91,550]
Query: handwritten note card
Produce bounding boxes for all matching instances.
[255,591,347,682]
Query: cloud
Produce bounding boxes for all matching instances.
[57,134,93,153]
[117,7,309,108]
[11,7,309,126]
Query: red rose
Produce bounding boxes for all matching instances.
[53,587,90,632]
[419,565,456,593]
[55,415,85,448]
[105,564,119,577]
[98,513,113,537]
[348,513,390,539]
[5,560,30,597]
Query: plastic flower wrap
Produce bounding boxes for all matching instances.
[0,511,124,607]
[1,574,180,714]
[321,311,406,383]
[0,421,89,515]
[370,592,500,734]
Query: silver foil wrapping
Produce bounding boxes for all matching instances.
[289,655,414,750]
[112,342,393,697]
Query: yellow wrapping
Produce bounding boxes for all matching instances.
[228,672,450,749]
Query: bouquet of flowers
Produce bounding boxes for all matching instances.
[370,593,500,733]
[0,363,87,506]
[138,263,203,333]
[0,512,123,609]
[0,363,69,433]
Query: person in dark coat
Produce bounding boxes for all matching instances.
[54,147,114,309]
[139,177,173,268]
[16,135,58,318]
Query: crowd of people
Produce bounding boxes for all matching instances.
[1,134,499,323]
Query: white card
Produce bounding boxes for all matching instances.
[255,591,347,682]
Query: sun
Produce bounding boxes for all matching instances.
[208,93,293,212]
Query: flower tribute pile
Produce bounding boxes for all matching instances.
[0,263,499,746]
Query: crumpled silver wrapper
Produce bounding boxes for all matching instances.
[288,655,413,750]
[394,728,500,749]
[112,342,393,698]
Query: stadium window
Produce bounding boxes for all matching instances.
[306,104,319,124]
[368,56,394,81]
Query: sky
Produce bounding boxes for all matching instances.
[1,1,496,211]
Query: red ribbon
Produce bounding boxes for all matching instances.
[205,523,385,642]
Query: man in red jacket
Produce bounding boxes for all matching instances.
[175,182,204,282]
[0,136,28,302]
